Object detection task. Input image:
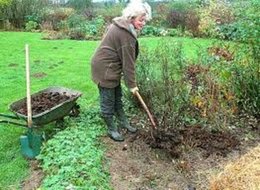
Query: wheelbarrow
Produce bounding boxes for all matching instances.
[0,86,82,158]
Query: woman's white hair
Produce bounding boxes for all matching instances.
[122,0,152,21]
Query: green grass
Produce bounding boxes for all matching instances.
[0,32,99,189]
[139,36,214,60]
[0,32,215,189]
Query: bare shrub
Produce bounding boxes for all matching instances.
[41,30,66,40]
[166,2,200,36]
[40,21,53,31]
[150,3,170,27]
[41,7,75,30]
[185,10,200,36]
[68,28,85,40]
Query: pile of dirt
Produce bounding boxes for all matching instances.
[143,126,240,158]
[104,122,258,190]
[17,92,72,115]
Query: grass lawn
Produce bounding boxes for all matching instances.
[0,32,99,189]
[0,32,214,189]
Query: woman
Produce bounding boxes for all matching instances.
[91,1,152,141]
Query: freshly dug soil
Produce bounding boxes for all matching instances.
[17,92,72,115]
[104,120,258,190]
[143,126,240,158]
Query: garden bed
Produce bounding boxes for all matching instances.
[103,116,259,190]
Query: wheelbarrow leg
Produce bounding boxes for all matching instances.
[20,128,43,159]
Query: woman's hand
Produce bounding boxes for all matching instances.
[130,87,139,95]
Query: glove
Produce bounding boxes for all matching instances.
[130,87,139,95]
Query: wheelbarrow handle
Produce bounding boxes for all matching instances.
[0,120,27,127]
[0,113,28,127]
[0,113,19,119]
[135,91,157,129]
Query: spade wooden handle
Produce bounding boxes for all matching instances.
[135,91,156,129]
[25,44,32,128]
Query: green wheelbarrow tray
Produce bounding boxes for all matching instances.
[9,86,82,127]
[0,86,82,158]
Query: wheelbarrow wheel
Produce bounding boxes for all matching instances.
[69,104,80,117]
[55,118,65,128]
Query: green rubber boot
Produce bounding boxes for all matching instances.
[103,116,124,142]
[116,111,137,133]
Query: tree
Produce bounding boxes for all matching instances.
[67,0,92,11]
[0,0,48,28]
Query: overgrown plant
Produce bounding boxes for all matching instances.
[230,44,259,118]
[135,41,190,128]
[132,39,238,131]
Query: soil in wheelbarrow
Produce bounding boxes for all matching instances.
[103,116,259,190]
[17,92,73,115]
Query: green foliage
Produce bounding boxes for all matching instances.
[0,32,99,188]
[167,0,200,36]
[136,41,190,128]
[220,0,260,44]
[41,7,75,31]
[25,21,38,31]
[231,61,259,117]
[217,1,260,117]
[169,0,200,11]
[37,107,111,189]
[149,3,170,27]
[66,13,86,29]
[0,0,12,7]
[67,0,92,12]
[198,0,234,38]
[95,4,123,22]
[25,13,41,23]
[85,15,106,37]
[229,44,260,117]
[141,25,163,36]
[41,12,105,40]
[231,0,259,43]
[0,0,48,28]
[61,14,106,40]
[133,39,239,130]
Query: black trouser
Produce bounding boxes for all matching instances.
[98,84,123,118]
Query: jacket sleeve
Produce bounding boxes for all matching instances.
[119,43,137,89]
